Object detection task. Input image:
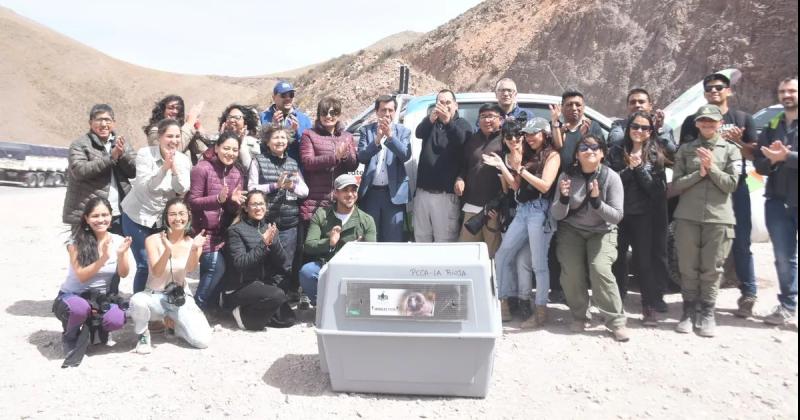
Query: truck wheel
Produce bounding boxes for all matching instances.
[35,172,46,188]
[23,173,37,188]
[51,173,66,187]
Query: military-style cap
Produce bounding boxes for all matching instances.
[521,117,552,135]
[694,104,724,121]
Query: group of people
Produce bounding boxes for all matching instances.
[53,73,798,364]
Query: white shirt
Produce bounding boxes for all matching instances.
[372,135,389,186]
[60,233,126,294]
[121,146,191,227]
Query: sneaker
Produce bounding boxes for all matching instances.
[764,305,796,326]
[297,295,312,311]
[549,290,566,304]
[734,295,757,318]
[611,326,631,342]
[231,306,246,330]
[641,306,658,327]
[135,332,152,354]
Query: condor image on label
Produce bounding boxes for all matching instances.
[369,288,435,317]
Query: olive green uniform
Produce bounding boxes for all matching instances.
[672,133,741,304]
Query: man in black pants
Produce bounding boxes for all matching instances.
[679,73,759,318]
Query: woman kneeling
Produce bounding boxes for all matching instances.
[223,190,296,330]
[129,198,212,353]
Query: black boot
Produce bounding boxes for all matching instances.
[697,302,716,337]
[675,300,695,334]
[517,299,532,320]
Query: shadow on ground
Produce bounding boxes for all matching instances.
[263,353,332,396]
[6,300,55,318]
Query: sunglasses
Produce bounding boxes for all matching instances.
[280,92,295,99]
[704,84,727,93]
[629,123,652,132]
[577,143,601,152]
[504,133,522,141]
[322,109,341,117]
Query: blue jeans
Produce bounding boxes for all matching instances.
[732,175,756,296]
[360,187,406,242]
[765,198,798,312]
[195,251,226,310]
[121,213,157,293]
[299,261,323,306]
[495,199,555,305]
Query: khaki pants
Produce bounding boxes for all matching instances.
[674,219,735,304]
[556,222,626,329]
[413,189,461,243]
[459,211,501,257]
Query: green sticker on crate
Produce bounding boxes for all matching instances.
[348,308,361,316]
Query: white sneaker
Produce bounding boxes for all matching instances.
[134,331,152,354]
[232,306,245,330]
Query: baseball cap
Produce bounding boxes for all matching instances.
[273,81,295,95]
[703,73,730,87]
[334,174,358,190]
[694,104,724,121]
[521,117,551,135]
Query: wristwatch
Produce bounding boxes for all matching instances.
[552,120,563,129]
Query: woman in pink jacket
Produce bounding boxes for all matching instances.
[187,131,246,310]
[299,97,358,222]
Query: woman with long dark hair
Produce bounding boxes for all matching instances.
[607,111,671,326]
[122,118,192,293]
[298,97,358,223]
[222,190,296,330]
[128,198,212,353]
[551,134,629,341]
[486,118,561,328]
[187,131,246,310]
[53,197,132,362]
[143,95,203,153]
[218,104,260,170]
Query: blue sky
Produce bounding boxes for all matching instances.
[0,0,484,76]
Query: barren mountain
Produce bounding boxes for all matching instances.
[1,0,797,147]
[0,7,272,147]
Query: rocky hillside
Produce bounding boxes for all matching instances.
[1,0,796,146]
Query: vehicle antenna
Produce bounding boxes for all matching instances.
[546,64,565,93]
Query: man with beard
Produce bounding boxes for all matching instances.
[456,104,504,257]
[414,89,473,242]
[679,73,759,318]
[260,81,313,164]
[550,90,607,169]
[753,77,798,326]
[299,174,376,306]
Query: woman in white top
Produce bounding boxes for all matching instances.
[218,104,260,170]
[121,118,192,293]
[53,197,132,366]
[128,198,212,353]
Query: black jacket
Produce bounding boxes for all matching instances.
[223,216,288,291]
[415,112,472,193]
[607,143,667,215]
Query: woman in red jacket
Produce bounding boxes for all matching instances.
[187,131,246,310]
[299,97,358,223]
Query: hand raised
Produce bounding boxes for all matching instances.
[99,236,112,261]
[217,184,229,204]
[262,224,277,246]
[192,229,207,250]
[559,178,571,197]
[230,185,245,205]
[160,231,174,254]
[589,179,600,198]
[549,104,561,123]
[454,178,465,197]
[117,236,132,255]
[328,225,342,247]
[111,136,125,160]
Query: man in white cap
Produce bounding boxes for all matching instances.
[260,80,313,163]
[299,174,377,306]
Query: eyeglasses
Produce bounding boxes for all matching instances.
[578,143,601,152]
[248,202,267,208]
[479,114,499,120]
[322,109,341,117]
[226,114,244,121]
[167,211,188,217]
[496,88,515,94]
[280,92,295,99]
[704,84,727,93]
[93,117,113,124]
[629,123,652,132]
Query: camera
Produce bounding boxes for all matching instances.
[163,282,186,307]
[464,194,506,236]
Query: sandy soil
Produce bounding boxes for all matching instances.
[0,185,796,420]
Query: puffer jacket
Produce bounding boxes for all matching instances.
[223,215,288,291]
[62,132,136,225]
[186,154,245,253]
[299,122,357,221]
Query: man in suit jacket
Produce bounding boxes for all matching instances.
[357,95,412,242]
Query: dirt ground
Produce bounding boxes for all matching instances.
[0,185,796,420]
